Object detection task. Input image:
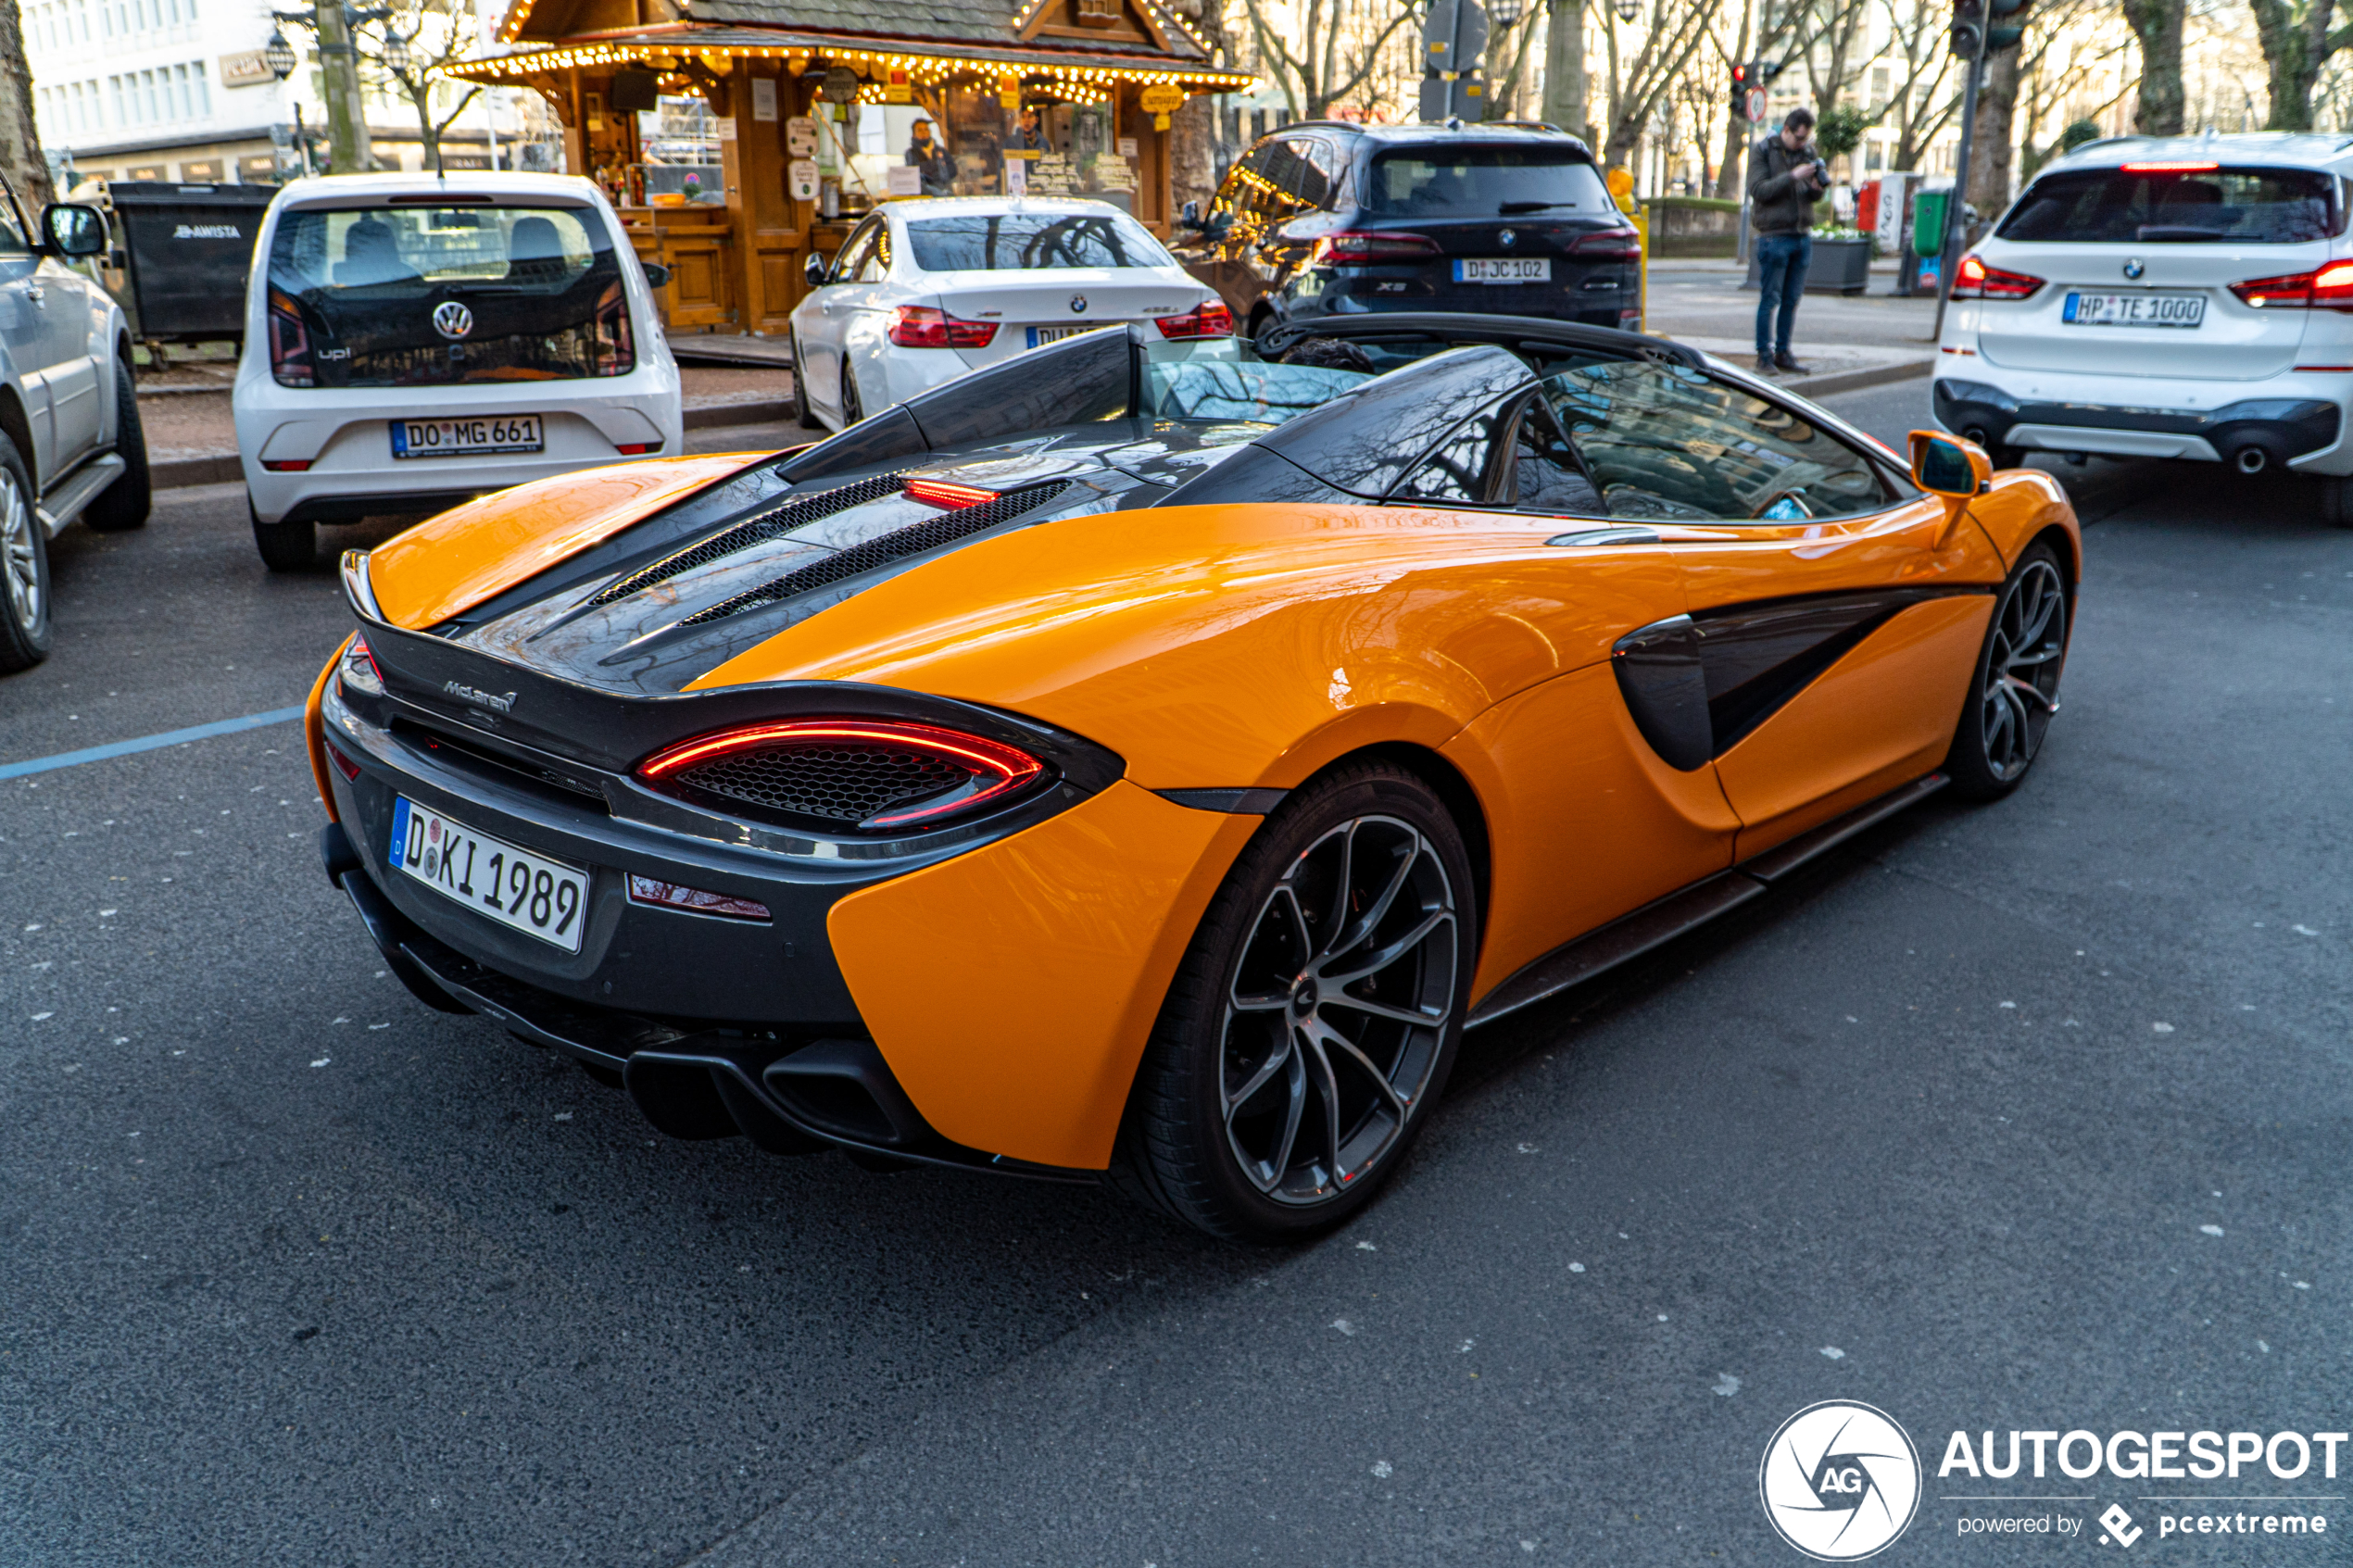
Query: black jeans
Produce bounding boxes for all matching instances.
[1755,232,1811,359]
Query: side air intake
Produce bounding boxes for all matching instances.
[675,480,1072,627]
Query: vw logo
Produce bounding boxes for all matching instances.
[2122,257,2145,280]
[1499,228,1516,247]
[1068,294,1088,314]
[1759,1400,1921,1561]
[432,300,473,340]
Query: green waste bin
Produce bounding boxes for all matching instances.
[1912,189,1949,260]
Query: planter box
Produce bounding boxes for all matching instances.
[1742,236,1873,295]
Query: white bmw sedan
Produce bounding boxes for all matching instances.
[788,196,1230,430]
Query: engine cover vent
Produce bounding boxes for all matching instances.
[586,470,912,608]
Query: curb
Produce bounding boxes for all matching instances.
[1780,358,1932,399]
[148,398,800,492]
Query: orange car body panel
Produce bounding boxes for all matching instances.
[1966,469,2082,577]
[691,503,1687,792]
[304,639,346,822]
[368,454,751,631]
[1443,662,1741,1000]
[825,780,1258,1170]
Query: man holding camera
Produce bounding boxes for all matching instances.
[1746,107,1828,375]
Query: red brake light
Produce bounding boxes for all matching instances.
[2314,261,2353,307]
[638,720,1047,834]
[889,306,1000,349]
[268,286,313,387]
[261,458,313,471]
[904,476,1000,508]
[2121,160,2219,172]
[613,440,664,455]
[1312,231,1442,264]
[2233,262,2353,310]
[1950,254,2045,299]
[1567,229,1642,261]
[325,739,362,781]
[1153,300,1235,339]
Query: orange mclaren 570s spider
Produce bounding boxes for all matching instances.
[307,315,2079,1240]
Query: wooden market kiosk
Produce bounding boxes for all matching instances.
[447,0,1250,336]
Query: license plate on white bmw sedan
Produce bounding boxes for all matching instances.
[2063,291,2205,328]
[388,796,587,952]
[1027,323,1110,347]
[1456,257,1552,283]
[390,415,544,458]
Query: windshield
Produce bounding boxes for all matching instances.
[1365,148,1613,218]
[266,204,633,387]
[904,211,1176,271]
[1997,166,2340,244]
[1142,337,1374,426]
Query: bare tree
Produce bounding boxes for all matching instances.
[2121,0,2186,132]
[0,0,53,209]
[1708,0,1756,198]
[1595,0,1712,165]
[1796,0,1879,113]
[1541,0,1591,141]
[360,0,484,174]
[1881,0,1963,171]
[1239,0,1419,119]
[1170,0,1234,214]
[2248,0,2353,130]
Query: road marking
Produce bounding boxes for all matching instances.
[0,706,306,781]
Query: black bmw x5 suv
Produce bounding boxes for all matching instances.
[1178,121,1642,340]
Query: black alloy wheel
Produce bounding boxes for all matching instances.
[1114,762,1473,1241]
[82,358,152,533]
[0,431,52,672]
[250,496,317,574]
[1947,541,2069,800]
[786,332,821,430]
[839,362,864,427]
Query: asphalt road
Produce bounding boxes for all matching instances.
[4,390,2347,1566]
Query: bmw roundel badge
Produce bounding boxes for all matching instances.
[433,300,474,340]
[1499,229,1516,247]
[1069,294,1088,314]
[2122,257,2145,280]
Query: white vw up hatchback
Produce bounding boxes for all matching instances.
[1933,132,2353,522]
[233,172,683,570]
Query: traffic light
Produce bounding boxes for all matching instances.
[1987,0,2028,51]
[1730,60,1750,120]
[1950,0,1984,56]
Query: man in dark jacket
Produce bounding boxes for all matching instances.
[1746,107,1827,374]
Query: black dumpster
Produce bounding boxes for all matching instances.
[103,182,279,346]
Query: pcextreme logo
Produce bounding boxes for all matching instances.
[1760,1400,1924,1561]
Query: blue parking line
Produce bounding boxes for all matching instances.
[0,705,307,781]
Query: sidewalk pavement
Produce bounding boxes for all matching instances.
[1644,257,1938,395]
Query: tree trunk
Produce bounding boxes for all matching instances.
[1170,0,1229,213]
[1715,0,1753,199]
[2249,0,2334,132]
[1541,0,1588,144]
[0,0,54,209]
[414,90,443,176]
[1964,46,2020,224]
[2120,0,2185,134]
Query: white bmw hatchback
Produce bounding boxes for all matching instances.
[1934,132,2353,521]
[788,196,1229,431]
[234,172,683,571]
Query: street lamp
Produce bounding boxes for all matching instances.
[383,27,411,75]
[1489,0,1524,27]
[263,27,299,80]
[1612,0,1639,19]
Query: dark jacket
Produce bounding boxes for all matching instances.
[1746,133,1825,237]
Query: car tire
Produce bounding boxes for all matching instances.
[82,358,152,533]
[1945,541,2070,801]
[840,361,864,427]
[1111,760,1475,1242]
[1990,444,2028,473]
[250,496,316,573]
[2317,474,2353,528]
[786,333,822,430]
[0,430,53,673]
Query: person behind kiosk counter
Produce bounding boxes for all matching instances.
[1009,106,1049,153]
[907,119,955,196]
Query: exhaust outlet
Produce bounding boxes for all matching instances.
[2234,445,2269,475]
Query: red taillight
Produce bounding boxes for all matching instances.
[2234,261,2353,310]
[1567,228,1642,261]
[593,281,635,375]
[613,440,664,455]
[625,874,770,922]
[338,634,384,697]
[1153,300,1235,339]
[903,476,1000,508]
[890,306,1000,349]
[1950,254,2045,299]
[2121,160,2218,172]
[325,739,361,781]
[262,458,313,472]
[268,287,313,387]
[1312,230,1443,265]
[637,719,1046,834]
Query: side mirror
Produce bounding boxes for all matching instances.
[641,260,673,290]
[804,251,831,287]
[43,203,106,258]
[1908,429,1990,496]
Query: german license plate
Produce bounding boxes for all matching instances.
[2062,291,2205,328]
[388,796,587,952]
[1027,323,1102,348]
[1456,257,1551,283]
[390,414,544,458]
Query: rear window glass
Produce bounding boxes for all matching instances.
[1998,166,2340,244]
[1365,148,1611,218]
[904,211,1174,271]
[266,205,634,387]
